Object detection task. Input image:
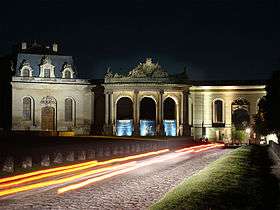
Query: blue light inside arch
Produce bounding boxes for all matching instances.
[116,120,133,136]
[163,120,177,136]
[140,120,156,136]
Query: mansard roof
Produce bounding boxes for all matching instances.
[16,53,75,78]
[104,58,188,84]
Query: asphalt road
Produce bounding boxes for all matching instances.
[0,146,230,210]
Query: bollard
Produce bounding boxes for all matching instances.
[136,144,141,153]
[104,147,111,157]
[78,151,86,161]
[97,146,104,158]
[66,151,75,162]
[41,154,50,167]
[2,156,14,173]
[125,145,130,155]
[87,150,96,160]
[112,146,118,156]
[22,157,32,169]
[53,152,63,164]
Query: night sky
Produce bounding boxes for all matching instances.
[0,0,278,80]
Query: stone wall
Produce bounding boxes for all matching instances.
[11,78,93,135]
[190,85,266,141]
[0,136,194,174]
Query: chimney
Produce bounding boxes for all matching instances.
[21,42,27,50]
[52,43,58,52]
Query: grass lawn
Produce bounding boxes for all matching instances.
[150,146,280,210]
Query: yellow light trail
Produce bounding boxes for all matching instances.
[0,149,169,188]
[193,143,224,153]
[58,149,195,194]
[175,144,212,153]
[0,160,99,184]
[0,162,136,197]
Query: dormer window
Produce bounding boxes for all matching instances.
[19,60,33,77]
[39,56,55,78]
[64,70,71,79]
[61,63,74,79]
[44,69,50,78]
[22,68,30,77]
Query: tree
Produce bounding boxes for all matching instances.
[254,71,280,139]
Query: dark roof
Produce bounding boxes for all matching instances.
[16,53,74,78]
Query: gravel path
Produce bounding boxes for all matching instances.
[0,148,230,210]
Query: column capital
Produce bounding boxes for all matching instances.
[105,91,113,95]
[159,89,164,95]
[134,90,139,94]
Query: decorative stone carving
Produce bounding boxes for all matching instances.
[40,96,56,106]
[61,62,75,79]
[19,59,33,77]
[105,67,113,79]
[104,58,189,84]
[127,58,168,78]
[40,56,52,65]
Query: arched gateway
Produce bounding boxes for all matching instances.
[103,58,190,136]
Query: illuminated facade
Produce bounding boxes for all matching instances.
[11,42,94,134]
[103,58,266,140]
[8,42,266,140]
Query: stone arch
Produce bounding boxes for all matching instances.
[212,98,225,123]
[163,97,176,119]
[140,97,156,136]
[116,97,133,136]
[40,96,57,131]
[22,96,35,122]
[231,98,250,130]
[65,97,76,125]
[163,97,177,136]
[116,97,133,120]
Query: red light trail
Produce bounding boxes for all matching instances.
[0,143,223,198]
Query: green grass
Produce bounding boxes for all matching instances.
[150,146,279,210]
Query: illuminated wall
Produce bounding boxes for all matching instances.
[140,120,156,136]
[163,120,176,136]
[190,85,266,141]
[116,120,133,136]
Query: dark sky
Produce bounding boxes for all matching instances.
[0,0,279,80]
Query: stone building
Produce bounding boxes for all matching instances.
[11,42,93,134]
[103,58,266,141]
[1,42,266,141]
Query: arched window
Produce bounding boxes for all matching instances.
[22,68,30,77]
[23,97,31,120]
[213,99,223,123]
[65,98,73,121]
[64,70,71,79]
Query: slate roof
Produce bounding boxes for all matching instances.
[16,53,75,78]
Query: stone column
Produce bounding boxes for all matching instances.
[104,91,112,135]
[157,90,164,136]
[133,90,139,135]
[181,91,190,136]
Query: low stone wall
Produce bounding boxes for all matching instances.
[270,141,280,160]
[0,135,194,174]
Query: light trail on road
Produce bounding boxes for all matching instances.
[57,143,224,194]
[0,149,169,189]
[0,162,136,197]
[0,144,224,198]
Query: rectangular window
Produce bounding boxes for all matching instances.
[44,69,50,78]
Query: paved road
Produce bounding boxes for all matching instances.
[0,148,229,210]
